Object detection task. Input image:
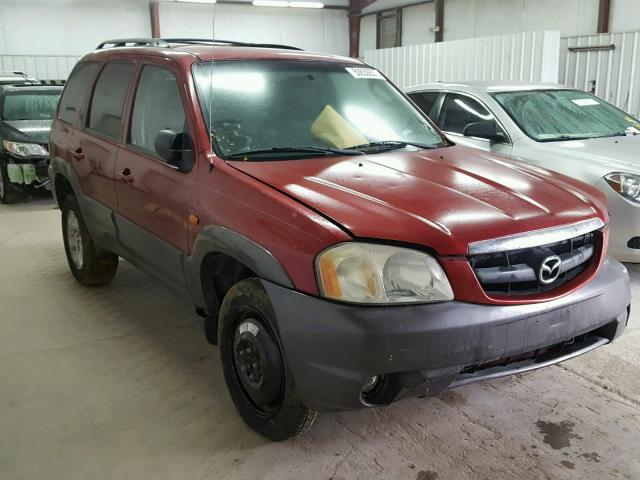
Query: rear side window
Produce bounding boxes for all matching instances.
[409,91,440,118]
[439,93,498,134]
[130,65,187,158]
[88,62,135,139]
[57,62,98,124]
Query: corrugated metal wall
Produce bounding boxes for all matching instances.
[559,31,640,117]
[0,55,78,82]
[364,30,561,90]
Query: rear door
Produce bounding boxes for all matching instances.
[73,61,135,214]
[50,61,99,183]
[114,61,195,286]
[436,92,512,156]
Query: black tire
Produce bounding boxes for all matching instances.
[204,315,218,345]
[219,278,317,441]
[61,195,118,286]
[0,160,20,204]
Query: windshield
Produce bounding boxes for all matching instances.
[192,60,445,158]
[1,92,61,121]
[493,89,640,142]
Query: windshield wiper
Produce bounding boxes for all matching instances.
[349,140,439,153]
[226,146,363,160]
[539,135,594,142]
[540,131,639,142]
[610,130,639,137]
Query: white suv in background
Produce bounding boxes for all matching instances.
[406,82,640,263]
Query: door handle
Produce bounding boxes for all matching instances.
[117,168,134,184]
[72,147,85,161]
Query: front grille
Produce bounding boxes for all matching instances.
[469,231,597,296]
[459,320,617,376]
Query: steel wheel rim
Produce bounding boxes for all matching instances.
[227,312,284,418]
[66,211,83,269]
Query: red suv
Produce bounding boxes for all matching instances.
[49,38,630,441]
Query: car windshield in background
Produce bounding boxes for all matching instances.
[493,89,640,142]
[193,60,445,159]
[1,93,61,121]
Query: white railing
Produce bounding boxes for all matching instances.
[560,31,640,117]
[364,31,561,90]
[0,55,78,82]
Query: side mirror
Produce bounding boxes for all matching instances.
[154,129,193,172]
[462,121,506,143]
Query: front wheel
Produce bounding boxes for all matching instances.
[219,278,317,441]
[61,195,118,286]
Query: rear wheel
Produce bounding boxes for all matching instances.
[61,195,118,286]
[0,160,20,204]
[219,278,317,441]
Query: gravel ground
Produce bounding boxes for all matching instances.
[1,195,638,480]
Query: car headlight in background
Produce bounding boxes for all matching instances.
[2,140,48,158]
[316,243,454,304]
[604,173,640,203]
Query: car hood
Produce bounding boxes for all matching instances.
[230,146,607,255]
[0,119,52,144]
[535,134,640,174]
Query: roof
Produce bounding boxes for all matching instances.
[405,81,569,94]
[178,45,358,63]
[0,71,38,80]
[80,39,360,65]
[0,85,63,93]
[0,71,30,77]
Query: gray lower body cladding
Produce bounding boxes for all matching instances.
[264,258,630,411]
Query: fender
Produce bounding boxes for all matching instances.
[49,156,81,206]
[184,225,294,314]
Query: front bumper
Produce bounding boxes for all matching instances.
[264,258,630,411]
[4,156,49,186]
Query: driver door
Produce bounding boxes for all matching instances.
[114,62,195,286]
[437,92,512,157]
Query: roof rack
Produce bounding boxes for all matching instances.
[162,38,303,50]
[96,38,170,49]
[95,37,302,51]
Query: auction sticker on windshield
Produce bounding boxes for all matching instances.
[345,67,384,80]
[572,98,600,106]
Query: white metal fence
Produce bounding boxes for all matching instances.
[364,31,561,90]
[0,55,78,82]
[560,31,640,117]
[6,30,640,117]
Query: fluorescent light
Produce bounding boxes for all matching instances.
[253,0,289,6]
[289,1,324,7]
[252,0,324,7]
[176,0,217,3]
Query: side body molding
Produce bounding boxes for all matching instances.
[184,225,295,314]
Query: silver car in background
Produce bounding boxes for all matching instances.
[406,82,640,263]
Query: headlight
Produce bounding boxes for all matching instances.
[604,172,640,203]
[316,243,454,304]
[2,140,48,158]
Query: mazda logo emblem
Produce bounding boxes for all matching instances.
[539,255,562,284]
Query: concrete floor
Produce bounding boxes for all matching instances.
[1,196,639,480]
